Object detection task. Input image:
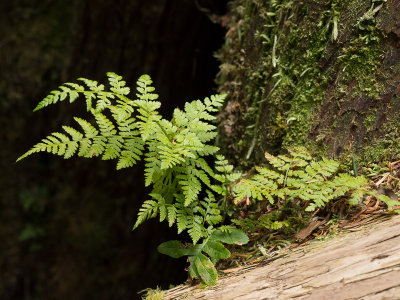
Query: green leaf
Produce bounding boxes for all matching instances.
[211,228,249,245]
[189,253,218,286]
[157,240,200,258]
[202,240,231,262]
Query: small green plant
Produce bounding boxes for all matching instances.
[158,226,248,286]
[233,211,290,233]
[139,287,165,300]
[233,147,400,211]
[18,73,246,285]
[230,148,400,260]
[18,74,399,287]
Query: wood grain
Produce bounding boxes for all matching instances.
[166,215,400,299]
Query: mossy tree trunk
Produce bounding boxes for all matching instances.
[217,0,400,167]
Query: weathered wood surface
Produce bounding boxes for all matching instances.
[166,215,400,299]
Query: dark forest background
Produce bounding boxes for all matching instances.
[0,1,228,299]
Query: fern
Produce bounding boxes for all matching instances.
[232,148,400,262]
[233,211,290,233]
[18,73,250,285]
[18,73,241,248]
[19,74,399,286]
[233,147,400,211]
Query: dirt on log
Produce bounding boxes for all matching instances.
[166,215,400,299]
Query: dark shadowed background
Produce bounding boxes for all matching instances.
[0,0,227,299]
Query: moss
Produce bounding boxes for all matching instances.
[362,108,379,129]
[217,0,400,168]
[140,287,165,300]
[358,102,400,163]
[336,1,386,99]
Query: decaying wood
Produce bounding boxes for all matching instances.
[295,216,329,242]
[166,215,400,299]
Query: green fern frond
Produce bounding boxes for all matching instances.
[116,138,144,169]
[102,136,124,160]
[19,73,232,245]
[209,94,225,108]
[264,152,286,169]
[117,117,139,136]
[94,92,113,113]
[74,117,98,138]
[144,153,161,187]
[176,205,189,234]
[33,73,132,113]
[191,168,211,187]
[93,112,117,136]
[203,192,222,226]
[78,77,105,93]
[188,215,205,244]
[33,84,83,111]
[375,193,400,210]
[177,169,202,207]
[172,108,189,126]
[167,206,177,227]
[107,72,131,96]
[20,72,245,285]
[233,148,400,214]
[136,74,159,101]
[287,147,312,161]
[62,125,84,140]
[158,145,187,170]
[17,129,80,161]
[196,145,219,156]
[133,200,158,230]
[194,158,216,178]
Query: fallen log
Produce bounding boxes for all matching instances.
[166,215,400,299]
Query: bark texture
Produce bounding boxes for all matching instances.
[166,215,400,299]
[217,0,400,166]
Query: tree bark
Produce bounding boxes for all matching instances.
[217,0,400,165]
